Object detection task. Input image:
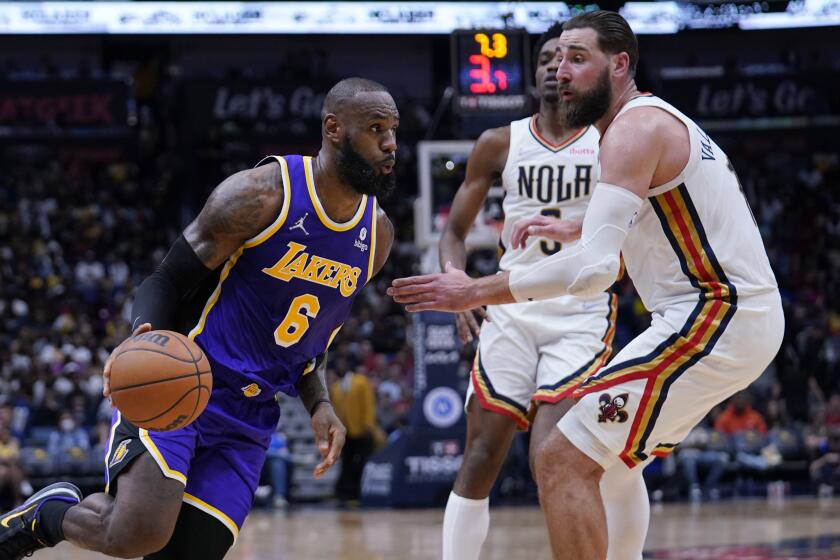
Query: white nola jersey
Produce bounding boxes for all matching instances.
[617,95,778,313]
[498,115,600,272]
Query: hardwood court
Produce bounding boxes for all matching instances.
[45,497,840,559]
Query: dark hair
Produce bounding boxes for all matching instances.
[322,77,390,118]
[532,21,564,70]
[563,10,638,78]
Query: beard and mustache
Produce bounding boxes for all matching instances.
[336,137,396,199]
[559,66,612,128]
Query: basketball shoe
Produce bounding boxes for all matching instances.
[0,482,82,558]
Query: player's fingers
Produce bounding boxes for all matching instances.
[391,292,435,304]
[132,322,152,336]
[475,307,490,322]
[314,429,330,458]
[511,217,541,248]
[391,274,437,288]
[102,356,113,397]
[312,436,331,478]
[315,425,346,478]
[455,314,472,343]
[465,311,481,338]
[405,301,442,312]
[529,225,562,241]
[510,223,525,249]
[326,425,346,466]
[387,282,437,297]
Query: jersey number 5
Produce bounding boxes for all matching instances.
[275,294,320,347]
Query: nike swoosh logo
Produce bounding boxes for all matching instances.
[1,503,37,528]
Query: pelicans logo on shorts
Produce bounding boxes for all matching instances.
[598,393,629,423]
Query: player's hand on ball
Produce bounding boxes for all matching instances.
[455,307,489,344]
[311,402,346,479]
[103,322,152,398]
[510,215,583,249]
[388,263,477,313]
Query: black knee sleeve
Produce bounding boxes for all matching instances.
[144,502,234,560]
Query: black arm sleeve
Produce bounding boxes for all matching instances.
[295,352,331,415]
[130,235,214,332]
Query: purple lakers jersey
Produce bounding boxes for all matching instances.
[189,155,378,400]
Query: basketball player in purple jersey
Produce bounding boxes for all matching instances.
[0,78,398,559]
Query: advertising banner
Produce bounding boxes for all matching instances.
[362,311,466,507]
[179,79,330,140]
[661,73,840,129]
[0,79,132,138]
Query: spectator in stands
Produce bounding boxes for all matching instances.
[825,394,840,429]
[0,427,26,508]
[677,424,730,501]
[46,411,89,458]
[715,391,768,435]
[330,358,377,504]
[266,428,291,509]
[28,388,61,429]
[90,418,112,467]
[810,429,840,497]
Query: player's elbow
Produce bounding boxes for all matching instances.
[567,256,621,298]
[440,222,469,244]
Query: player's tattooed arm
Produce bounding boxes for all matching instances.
[184,162,284,269]
[370,208,395,278]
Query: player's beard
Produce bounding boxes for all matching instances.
[562,66,612,128]
[337,137,396,199]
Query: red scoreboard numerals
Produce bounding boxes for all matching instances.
[468,33,509,95]
[469,55,496,94]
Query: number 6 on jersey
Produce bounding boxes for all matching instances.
[275,294,320,347]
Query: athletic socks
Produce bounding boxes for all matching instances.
[442,492,490,560]
[440,468,648,560]
[601,463,650,560]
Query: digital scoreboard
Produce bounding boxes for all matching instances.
[450,28,530,114]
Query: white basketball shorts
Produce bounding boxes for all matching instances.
[559,291,784,469]
[467,291,618,429]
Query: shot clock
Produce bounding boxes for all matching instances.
[450,28,530,114]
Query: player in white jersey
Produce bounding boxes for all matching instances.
[439,23,647,560]
[390,11,784,559]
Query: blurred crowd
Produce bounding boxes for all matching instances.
[0,57,838,509]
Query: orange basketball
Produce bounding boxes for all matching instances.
[109,330,212,432]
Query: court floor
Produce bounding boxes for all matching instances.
[44,497,840,559]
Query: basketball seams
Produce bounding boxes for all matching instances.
[113,347,199,365]
[167,330,208,428]
[168,330,203,363]
[110,329,212,432]
[122,385,212,426]
[111,370,213,392]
